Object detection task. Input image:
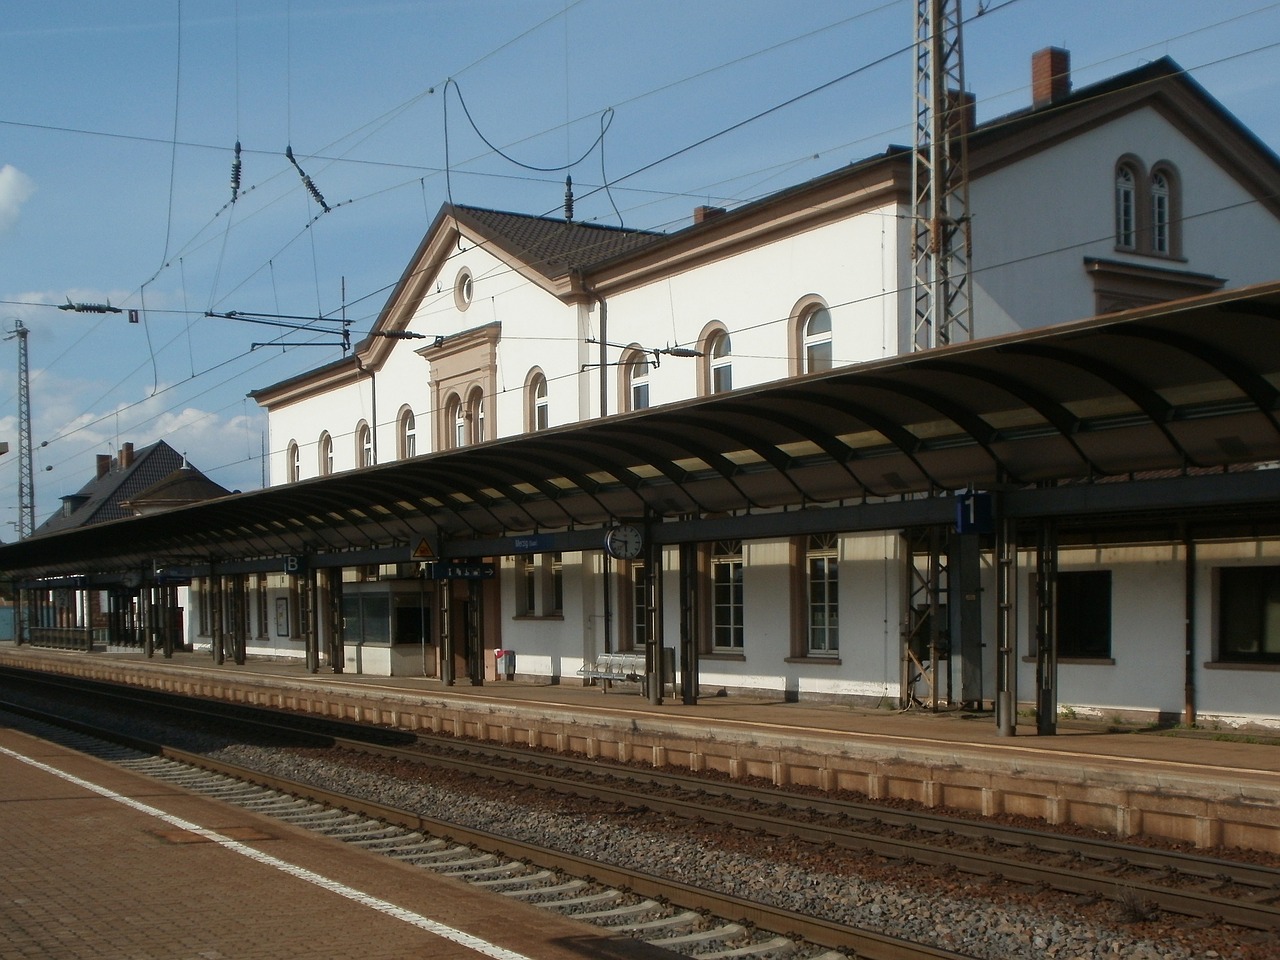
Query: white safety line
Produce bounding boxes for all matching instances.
[0,744,536,960]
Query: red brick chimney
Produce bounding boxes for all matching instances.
[694,205,726,224]
[1032,47,1071,108]
[96,454,110,479]
[118,442,134,469]
[947,89,977,136]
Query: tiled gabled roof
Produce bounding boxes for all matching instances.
[451,205,665,280]
[34,441,186,536]
[123,464,233,511]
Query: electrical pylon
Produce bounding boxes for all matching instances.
[903,0,975,715]
[911,0,973,350]
[6,319,35,539]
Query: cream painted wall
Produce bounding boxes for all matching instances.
[252,100,1280,722]
[971,106,1280,337]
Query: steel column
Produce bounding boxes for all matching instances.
[1034,519,1058,736]
[994,496,1017,736]
[678,539,699,705]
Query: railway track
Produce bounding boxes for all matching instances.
[0,696,970,960]
[3,667,1279,951]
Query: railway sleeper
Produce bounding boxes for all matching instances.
[572,898,662,921]
[696,934,799,958]
[610,910,704,934]
[647,922,747,946]
[328,823,404,842]
[502,879,588,898]
[471,869,556,889]
[541,889,627,911]
[236,797,316,814]
[437,859,520,878]
[396,844,476,863]
[369,839,450,857]
[332,827,408,844]
[351,832,438,850]
[276,810,367,828]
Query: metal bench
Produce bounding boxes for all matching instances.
[578,648,676,695]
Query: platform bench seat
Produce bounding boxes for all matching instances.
[577,649,676,696]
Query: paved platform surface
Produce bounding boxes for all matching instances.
[0,721,678,960]
[4,642,1277,789]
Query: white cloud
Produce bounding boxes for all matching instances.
[0,165,35,234]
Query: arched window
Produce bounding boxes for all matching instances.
[286,441,300,483]
[624,350,650,412]
[710,331,732,394]
[525,370,549,432]
[1114,156,1180,258]
[698,322,732,396]
[1149,163,1182,257]
[398,407,416,459]
[318,432,333,476]
[356,421,372,467]
[1150,171,1170,254]
[802,306,832,374]
[467,387,486,443]
[445,393,465,449]
[1115,162,1138,250]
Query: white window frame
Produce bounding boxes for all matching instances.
[712,540,744,650]
[806,533,839,655]
[318,432,333,475]
[399,408,416,459]
[802,307,832,374]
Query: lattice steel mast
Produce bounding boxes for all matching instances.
[912,0,973,350]
[6,319,35,538]
[903,0,979,713]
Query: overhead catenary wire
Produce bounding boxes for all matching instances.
[7,3,1279,501]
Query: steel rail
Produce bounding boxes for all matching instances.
[0,696,972,960]
[6,668,1280,932]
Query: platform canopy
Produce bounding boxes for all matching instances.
[2,282,1279,580]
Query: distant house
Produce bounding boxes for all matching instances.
[25,441,230,651]
[34,441,216,534]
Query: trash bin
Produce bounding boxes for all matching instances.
[493,648,515,680]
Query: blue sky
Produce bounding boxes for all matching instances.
[2,0,1279,529]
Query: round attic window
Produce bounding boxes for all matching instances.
[454,267,474,311]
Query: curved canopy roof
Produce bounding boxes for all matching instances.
[3,282,1279,580]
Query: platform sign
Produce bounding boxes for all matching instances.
[512,534,552,553]
[422,561,495,580]
[153,566,192,586]
[955,491,993,535]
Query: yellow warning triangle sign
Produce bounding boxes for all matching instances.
[412,537,435,559]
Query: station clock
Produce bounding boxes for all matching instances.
[603,523,643,560]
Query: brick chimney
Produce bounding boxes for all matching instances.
[118,442,134,469]
[96,454,110,479]
[1032,47,1071,108]
[947,89,977,136]
[693,205,726,224]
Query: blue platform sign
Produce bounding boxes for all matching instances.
[423,562,496,580]
[511,534,552,553]
[955,491,993,534]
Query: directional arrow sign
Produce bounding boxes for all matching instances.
[422,562,495,580]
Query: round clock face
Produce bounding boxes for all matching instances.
[605,523,643,559]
